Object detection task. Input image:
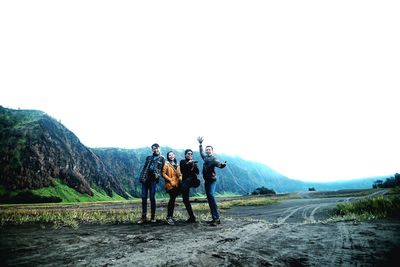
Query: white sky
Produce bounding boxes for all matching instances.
[1,1,399,182]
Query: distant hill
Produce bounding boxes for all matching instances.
[303,177,386,191]
[0,106,384,203]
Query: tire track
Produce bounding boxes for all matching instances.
[277,206,304,224]
[328,222,354,266]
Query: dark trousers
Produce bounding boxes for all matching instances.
[181,178,195,219]
[182,189,195,219]
[167,187,179,217]
[167,179,195,219]
[141,181,157,217]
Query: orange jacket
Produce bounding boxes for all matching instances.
[162,161,182,191]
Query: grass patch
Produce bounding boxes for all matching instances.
[0,205,211,228]
[191,192,241,198]
[219,196,278,209]
[0,195,279,227]
[0,186,6,196]
[332,195,400,221]
[388,186,400,195]
[0,207,142,228]
[0,179,128,204]
[310,189,378,199]
[216,191,241,197]
[192,195,279,212]
[33,179,127,203]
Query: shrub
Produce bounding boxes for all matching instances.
[334,195,400,219]
[251,186,275,195]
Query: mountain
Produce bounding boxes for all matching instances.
[0,106,382,203]
[0,106,298,200]
[0,106,129,199]
[92,147,146,197]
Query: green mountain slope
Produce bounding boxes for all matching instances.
[0,106,129,201]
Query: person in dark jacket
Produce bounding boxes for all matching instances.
[179,149,199,223]
[197,136,226,226]
[138,143,165,224]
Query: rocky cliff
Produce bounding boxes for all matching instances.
[0,106,129,198]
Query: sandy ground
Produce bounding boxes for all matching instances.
[1,191,399,266]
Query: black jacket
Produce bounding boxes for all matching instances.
[139,154,165,184]
[199,144,226,181]
[179,159,199,181]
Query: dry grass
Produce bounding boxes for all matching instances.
[0,195,280,228]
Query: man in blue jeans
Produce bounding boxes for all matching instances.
[197,136,227,226]
[138,143,165,224]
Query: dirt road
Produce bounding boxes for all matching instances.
[1,191,399,266]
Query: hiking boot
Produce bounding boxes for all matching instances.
[186,217,196,223]
[209,219,221,226]
[166,217,175,225]
[137,217,147,224]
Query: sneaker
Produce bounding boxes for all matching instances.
[186,217,196,223]
[209,219,221,226]
[137,217,147,224]
[166,217,175,225]
[150,218,157,223]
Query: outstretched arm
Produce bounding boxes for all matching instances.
[197,136,206,159]
[213,158,227,169]
[219,161,227,169]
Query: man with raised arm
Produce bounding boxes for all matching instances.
[197,136,227,226]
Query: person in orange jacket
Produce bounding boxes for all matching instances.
[162,151,182,225]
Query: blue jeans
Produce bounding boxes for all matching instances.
[204,180,219,220]
[141,181,157,216]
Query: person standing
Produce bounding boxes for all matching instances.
[162,151,182,225]
[179,149,199,223]
[197,136,226,226]
[138,143,165,224]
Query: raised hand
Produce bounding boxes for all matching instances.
[197,136,204,144]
